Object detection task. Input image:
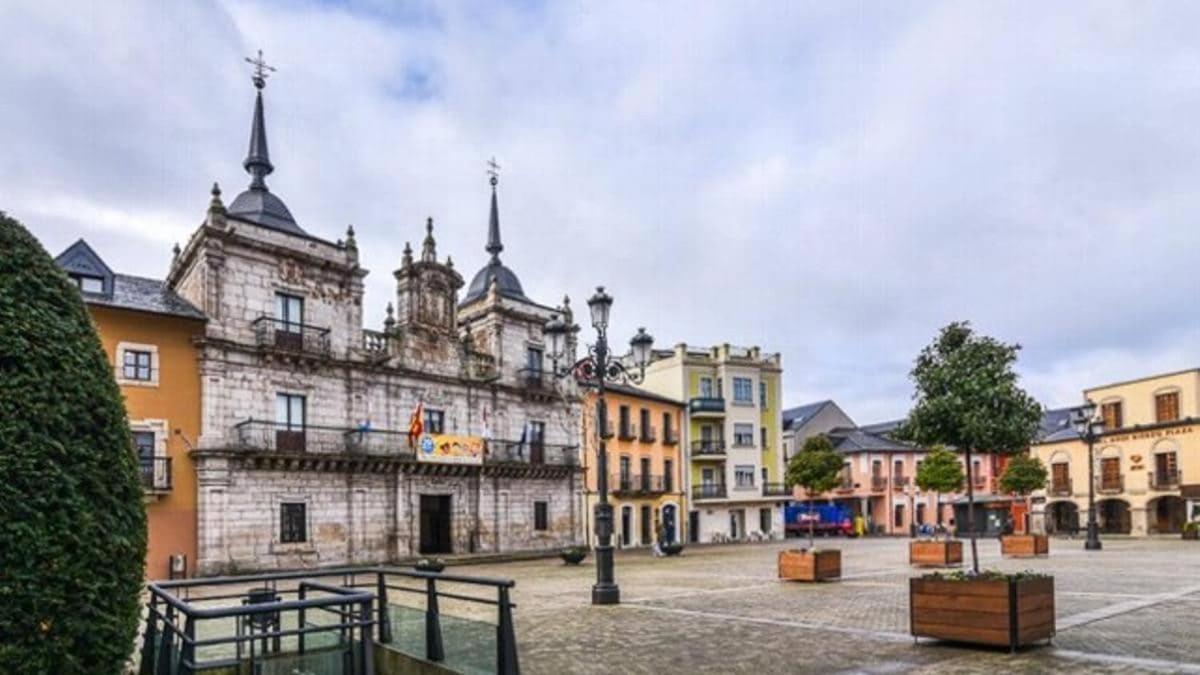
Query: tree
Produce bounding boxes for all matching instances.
[898,321,1042,573]
[786,435,845,548]
[914,445,964,537]
[0,212,147,673]
[998,454,1049,534]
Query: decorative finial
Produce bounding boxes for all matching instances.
[487,156,500,187]
[172,243,181,258]
[345,224,357,251]
[245,49,276,90]
[402,242,413,266]
[563,294,570,307]
[384,302,395,328]
[211,182,221,198]
[421,217,437,263]
[446,255,453,268]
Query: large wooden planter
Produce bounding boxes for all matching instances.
[1001,534,1049,558]
[778,549,840,582]
[909,540,963,567]
[911,576,1055,651]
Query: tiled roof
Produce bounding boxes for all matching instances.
[828,427,922,453]
[83,273,205,320]
[858,418,904,437]
[782,400,833,429]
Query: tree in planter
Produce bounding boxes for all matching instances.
[0,212,147,674]
[898,322,1042,573]
[914,445,964,538]
[998,454,1049,534]
[786,435,845,549]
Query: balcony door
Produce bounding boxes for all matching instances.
[528,421,546,464]
[1052,462,1069,492]
[1100,457,1121,490]
[699,377,713,398]
[1155,452,1178,484]
[275,292,305,349]
[275,393,306,453]
[619,456,632,491]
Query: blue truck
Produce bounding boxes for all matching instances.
[785,502,855,537]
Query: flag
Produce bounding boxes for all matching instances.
[408,400,424,447]
[517,421,530,459]
[481,406,491,440]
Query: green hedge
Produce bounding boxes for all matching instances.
[0,212,147,674]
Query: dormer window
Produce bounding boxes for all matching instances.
[72,274,105,293]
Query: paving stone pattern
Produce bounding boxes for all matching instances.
[452,536,1200,674]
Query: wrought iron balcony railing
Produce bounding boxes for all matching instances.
[139,456,172,492]
[689,397,726,415]
[517,367,551,392]
[235,420,416,456]
[663,428,679,445]
[893,475,910,489]
[1098,475,1124,494]
[252,317,331,356]
[344,428,417,458]
[1149,470,1180,491]
[692,483,727,500]
[870,476,888,491]
[484,439,578,467]
[691,440,726,457]
[611,474,666,496]
[1049,479,1072,497]
[762,482,790,497]
[639,425,657,443]
[618,422,638,441]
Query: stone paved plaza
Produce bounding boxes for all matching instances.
[451,536,1200,674]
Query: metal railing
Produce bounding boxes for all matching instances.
[139,456,172,492]
[252,316,331,356]
[762,482,790,497]
[1150,469,1181,490]
[691,440,726,456]
[517,367,551,391]
[1098,475,1124,494]
[618,422,638,441]
[140,566,519,675]
[1049,479,1072,497]
[689,397,725,414]
[344,428,417,458]
[611,474,666,496]
[893,475,910,489]
[485,439,578,467]
[639,425,656,443]
[870,476,887,491]
[692,483,727,500]
[663,428,679,445]
[235,420,417,457]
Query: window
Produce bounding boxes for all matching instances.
[701,467,715,485]
[916,503,927,525]
[894,459,904,479]
[640,408,652,439]
[619,456,631,481]
[533,501,548,531]
[425,409,445,435]
[733,424,754,447]
[71,274,104,293]
[619,405,632,436]
[640,457,651,483]
[840,462,852,488]
[122,349,153,381]
[733,377,753,403]
[1101,401,1123,430]
[525,346,543,373]
[1101,457,1121,489]
[699,377,714,398]
[133,430,155,459]
[894,504,905,529]
[662,412,673,440]
[664,460,673,492]
[760,467,768,484]
[275,393,306,429]
[276,292,304,331]
[760,427,768,450]
[735,465,755,487]
[1052,462,1069,489]
[759,381,767,408]
[280,502,307,543]
[1156,392,1180,423]
[871,460,882,476]
[759,508,771,533]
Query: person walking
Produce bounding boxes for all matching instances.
[653,522,666,557]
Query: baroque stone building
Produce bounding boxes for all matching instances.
[168,71,581,575]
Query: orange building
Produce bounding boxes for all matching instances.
[581,384,686,547]
[56,240,205,579]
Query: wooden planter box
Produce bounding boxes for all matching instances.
[909,540,963,567]
[1001,534,1049,558]
[911,576,1055,651]
[778,549,840,582]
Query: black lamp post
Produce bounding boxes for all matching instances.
[544,286,654,605]
[1073,401,1105,551]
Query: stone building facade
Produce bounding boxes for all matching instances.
[167,74,581,575]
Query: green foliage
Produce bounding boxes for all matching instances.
[786,435,844,496]
[1183,521,1198,534]
[898,321,1043,455]
[0,212,147,674]
[915,445,964,494]
[923,569,1048,582]
[998,454,1049,497]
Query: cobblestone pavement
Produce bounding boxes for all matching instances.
[451,536,1200,674]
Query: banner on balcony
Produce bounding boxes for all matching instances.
[416,434,485,465]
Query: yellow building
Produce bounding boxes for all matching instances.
[581,384,686,547]
[640,344,786,543]
[1032,368,1200,536]
[56,240,206,578]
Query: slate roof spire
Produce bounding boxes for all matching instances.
[226,51,303,235]
[460,159,530,306]
[486,158,503,262]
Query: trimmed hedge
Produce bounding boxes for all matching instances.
[0,212,147,674]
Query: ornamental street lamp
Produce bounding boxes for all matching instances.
[544,286,654,605]
[1073,401,1105,551]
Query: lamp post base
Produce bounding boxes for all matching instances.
[592,583,620,605]
[1084,522,1102,550]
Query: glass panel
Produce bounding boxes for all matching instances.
[290,396,305,429]
[276,394,289,426]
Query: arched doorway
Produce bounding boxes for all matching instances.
[661,504,678,543]
[1147,496,1186,534]
[1046,501,1079,535]
[1097,499,1131,534]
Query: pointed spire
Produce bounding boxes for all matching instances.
[345,224,357,254]
[244,88,273,190]
[486,159,503,262]
[421,217,437,263]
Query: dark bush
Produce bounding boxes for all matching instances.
[0,212,147,674]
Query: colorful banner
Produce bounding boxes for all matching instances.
[416,434,485,465]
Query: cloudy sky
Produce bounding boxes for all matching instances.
[4,1,1200,423]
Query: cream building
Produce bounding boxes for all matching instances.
[640,344,786,543]
[1032,368,1200,536]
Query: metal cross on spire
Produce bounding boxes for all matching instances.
[245,49,276,89]
[487,157,501,186]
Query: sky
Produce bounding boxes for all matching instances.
[4,1,1200,423]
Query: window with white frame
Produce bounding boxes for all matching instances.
[735,465,756,487]
[733,377,753,403]
[699,377,714,398]
[115,342,159,386]
[733,423,754,447]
